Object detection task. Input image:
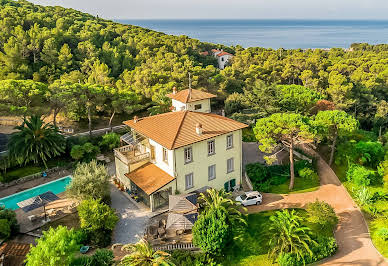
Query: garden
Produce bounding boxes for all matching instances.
[166,190,338,266]
[0,115,123,184]
[332,130,388,258]
[246,159,320,194]
[223,205,337,266]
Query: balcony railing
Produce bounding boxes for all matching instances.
[114,144,150,165]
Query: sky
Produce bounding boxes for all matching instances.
[30,0,388,20]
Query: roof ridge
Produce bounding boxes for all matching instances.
[170,111,188,149]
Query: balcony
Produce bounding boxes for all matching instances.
[114,144,150,165]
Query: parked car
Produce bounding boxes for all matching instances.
[235,191,262,206]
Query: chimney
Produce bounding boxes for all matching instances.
[173,87,177,95]
[221,109,225,117]
[133,116,139,123]
[195,123,203,135]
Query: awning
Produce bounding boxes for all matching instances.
[124,163,175,195]
[166,212,198,230]
[17,191,59,212]
[169,193,198,213]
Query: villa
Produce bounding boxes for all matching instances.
[114,88,248,211]
[211,49,234,69]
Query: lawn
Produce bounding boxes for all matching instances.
[42,212,80,231]
[268,175,320,194]
[1,157,71,183]
[222,209,333,266]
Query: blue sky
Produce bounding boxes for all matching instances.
[30,0,388,20]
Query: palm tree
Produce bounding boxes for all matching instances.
[8,116,65,168]
[267,209,317,263]
[200,188,247,229]
[119,239,173,266]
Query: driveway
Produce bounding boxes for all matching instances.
[246,147,388,266]
[110,184,149,244]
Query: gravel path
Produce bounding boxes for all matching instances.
[246,147,388,266]
[110,184,149,244]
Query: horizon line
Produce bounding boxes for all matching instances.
[114,18,388,21]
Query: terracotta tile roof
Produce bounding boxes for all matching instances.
[123,111,248,150]
[166,89,216,103]
[199,51,209,56]
[0,242,30,266]
[216,51,233,57]
[124,163,175,195]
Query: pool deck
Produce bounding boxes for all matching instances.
[16,192,77,233]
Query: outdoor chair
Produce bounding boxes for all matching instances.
[27,215,37,222]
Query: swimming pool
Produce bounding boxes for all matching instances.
[0,176,72,210]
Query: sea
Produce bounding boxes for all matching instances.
[117,19,388,49]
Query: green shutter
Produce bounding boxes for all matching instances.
[230,179,236,188]
[224,181,229,192]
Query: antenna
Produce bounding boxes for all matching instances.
[188,72,192,100]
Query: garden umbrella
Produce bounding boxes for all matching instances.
[17,191,59,221]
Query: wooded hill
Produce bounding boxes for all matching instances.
[0,0,387,131]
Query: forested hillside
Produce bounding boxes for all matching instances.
[0,0,387,131]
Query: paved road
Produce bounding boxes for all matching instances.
[110,184,149,244]
[246,148,388,266]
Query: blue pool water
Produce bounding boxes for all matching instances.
[0,176,72,210]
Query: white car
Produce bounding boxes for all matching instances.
[235,191,263,206]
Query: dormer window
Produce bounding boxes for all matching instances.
[194,104,202,110]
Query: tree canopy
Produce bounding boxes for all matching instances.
[0,0,386,132]
[254,113,316,189]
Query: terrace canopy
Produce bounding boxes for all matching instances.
[166,212,198,230]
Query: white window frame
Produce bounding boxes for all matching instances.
[207,140,215,156]
[184,147,193,164]
[227,157,234,173]
[226,134,233,149]
[162,147,168,164]
[194,104,202,110]
[185,173,194,190]
[208,165,216,181]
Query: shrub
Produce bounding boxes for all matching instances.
[193,207,231,255]
[77,199,119,247]
[346,164,377,186]
[309,236,338,262]
[306,200,338,230]
[70,145,84,161]
[353,186,372,206]
[298,167,317,180]
[169,250,216,266]
[355,141,385,167]
[0,206,19,236]
[278,253,300,266]
[277,236,337,266]
[99,133,120,151]
[70,142,100,162]
[90,249,114,265]
[376,228,388,241]
[0,219,11,239]
[66,160,110,203]
[25,226,82,266]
